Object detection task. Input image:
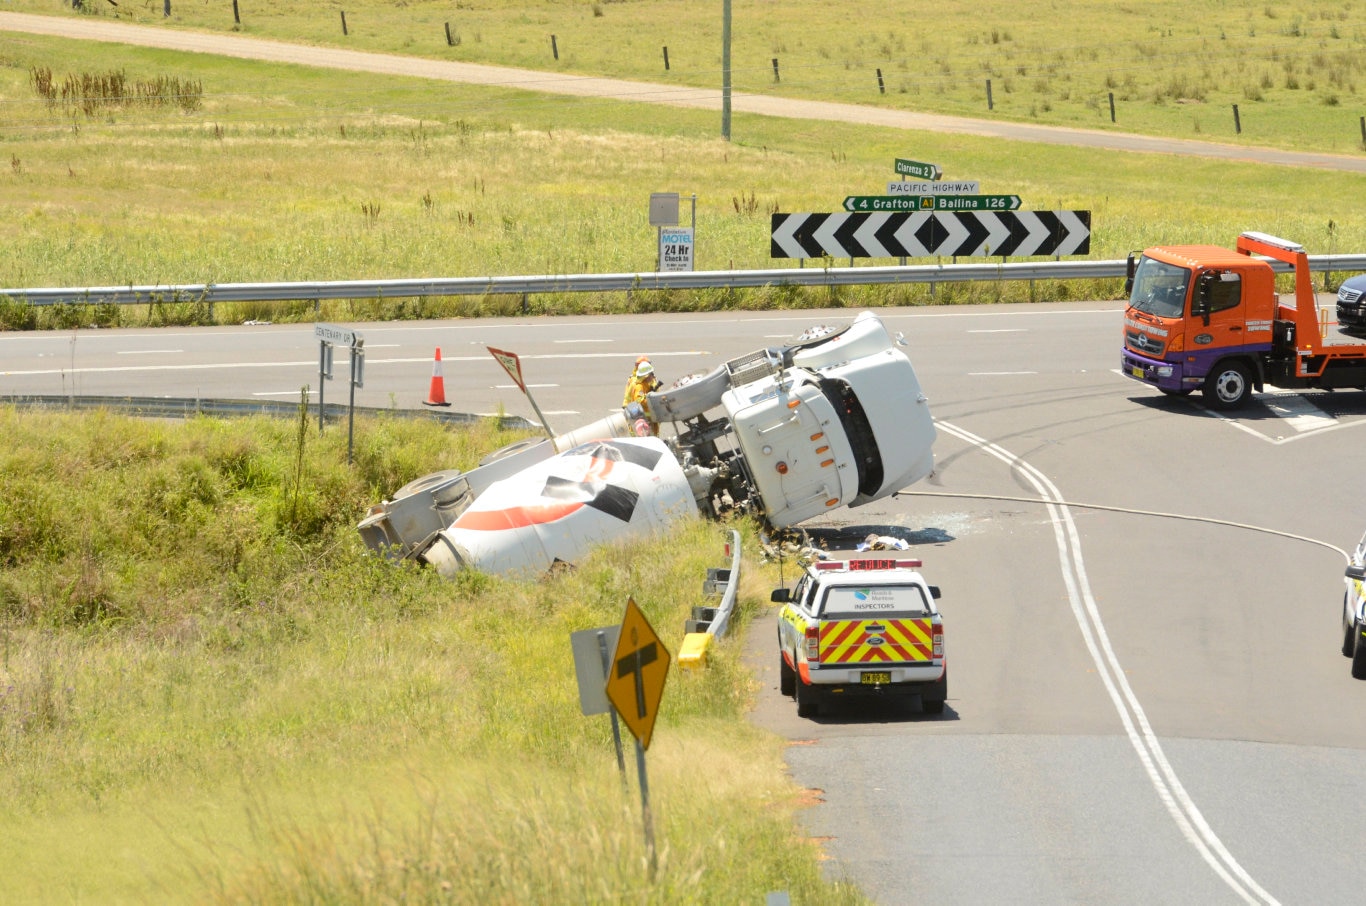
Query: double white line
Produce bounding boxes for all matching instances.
[938,419,1280,906]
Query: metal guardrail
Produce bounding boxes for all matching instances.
[0,395,536,429]
[703,529,743,640]
[6,255,1365,307]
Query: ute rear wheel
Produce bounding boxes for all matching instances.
[1202,361,1252,410]
[794,679,819,718]
[1353,630,1366,680]
[779,651,795,697]
[1344,596,1357,658]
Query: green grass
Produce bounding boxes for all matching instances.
[0,403,859,904]
[0,32,1363,330]
[5,0,1365,154]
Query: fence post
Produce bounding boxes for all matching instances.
[876,68,885,94]
[232,0,240,26]
[1360,115,1365,148]
[1108,92,1115,123]
[163,0,170,17]
[663,46,669,70]
[1232,104,1241,134]
[340,10,348,35]
[772,58,779,82]
[986,79,993,110]
[551,34,558,60]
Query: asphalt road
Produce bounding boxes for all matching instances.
[5,305,1366,903]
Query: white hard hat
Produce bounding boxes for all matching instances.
[636,361,655,378]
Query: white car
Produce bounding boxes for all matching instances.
[1342,532,1366,678]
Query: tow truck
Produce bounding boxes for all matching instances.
[1121,231,1366,409]
[773,557,946,718]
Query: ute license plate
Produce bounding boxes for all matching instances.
[1130,365,1145,378]
[861,672,891,685]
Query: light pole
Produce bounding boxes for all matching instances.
[721,0,732,140]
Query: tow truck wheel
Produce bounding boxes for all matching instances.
[794,679,819,718]
[1352,630,1366,680]
[1201,361,1252,410]
[779,652,795,697]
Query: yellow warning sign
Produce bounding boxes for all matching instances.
[605,596,670,749]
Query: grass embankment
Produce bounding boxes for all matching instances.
[2,32,1362,331]
[5,0,1365,154]
[0,404,854,904]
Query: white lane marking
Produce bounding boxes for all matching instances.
[476,410,578,418]
[251,391,308,397]
[2,351,712,378]
[967,328,1027,333]
[939,419,1280,906]
[1111,369,1366,445]
[968,371,1037,376]
[116,349,183,355]
[1259,391,1338,433]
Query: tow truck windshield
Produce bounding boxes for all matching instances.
[1129,258,1192,319]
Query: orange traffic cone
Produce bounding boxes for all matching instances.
[423,347,451,407]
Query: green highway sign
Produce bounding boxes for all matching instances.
[933,194,1021,211]
[845,195,930,212]
[844,194,1021,212]
[894,158,942,180]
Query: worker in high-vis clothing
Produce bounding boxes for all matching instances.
[623,359,662,436]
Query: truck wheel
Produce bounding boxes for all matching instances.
[779,652,795,697]
[1353,631,1366,680]
[1344,597,1357,658]
[795,679,819,718]
[1202,362,1252,410]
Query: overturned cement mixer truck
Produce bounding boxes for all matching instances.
[357,310,937,578]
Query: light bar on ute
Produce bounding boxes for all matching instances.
[815,558,923,571]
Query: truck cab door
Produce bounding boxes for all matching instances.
[1190,271,1247,351]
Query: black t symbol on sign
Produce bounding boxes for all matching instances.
[616,641,658,719]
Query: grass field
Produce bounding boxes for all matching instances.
[4,0,1365,154]
[0,29,1363,330]
[0,404,866,904]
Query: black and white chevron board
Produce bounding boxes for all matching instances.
[770,210,1091,259]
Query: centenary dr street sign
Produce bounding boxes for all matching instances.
[894,158,942,180]
[844,194,1022,212]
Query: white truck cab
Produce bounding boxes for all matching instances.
[773,557,946,718]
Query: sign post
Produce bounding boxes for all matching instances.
[315,323,362,447]
[650,192,697,271]
[605,596,671,880]
[570,625,627,784]
[487,346,557,446]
